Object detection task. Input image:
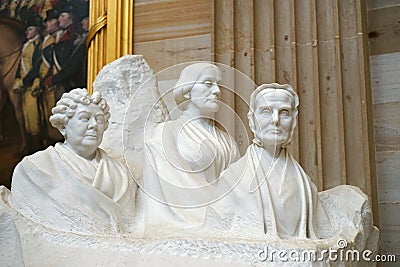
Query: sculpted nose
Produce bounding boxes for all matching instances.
[272,110,280,125]
[212,83,221,96]
[88,117,98,130]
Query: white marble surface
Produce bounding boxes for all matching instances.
[93,55,168,180]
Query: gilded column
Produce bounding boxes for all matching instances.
[87,0,133,93]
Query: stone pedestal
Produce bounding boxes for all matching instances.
[1,185,379,267]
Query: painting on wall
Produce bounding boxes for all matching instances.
[0,0,89,188]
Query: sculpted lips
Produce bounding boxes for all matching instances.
[267,128,282,134]
[85,132,98,138]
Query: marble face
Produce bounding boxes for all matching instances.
[252,89,295,147]
[64,103,106,157]
[188,67,222,115]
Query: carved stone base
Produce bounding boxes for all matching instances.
[1,186,378,267]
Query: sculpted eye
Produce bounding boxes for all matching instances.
[96,116,105,124]
[262,109,272,115]
[79,115,89,122]
[280,109,290,117]
[204,81,213,87]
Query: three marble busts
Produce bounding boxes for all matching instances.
[0,56,378,266]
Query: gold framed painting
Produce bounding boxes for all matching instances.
[0,0,90,187]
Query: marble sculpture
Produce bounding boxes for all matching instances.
[204,84,372,247]
[0,56,378,267]
[10,88,137,236]
[137,63,239,235]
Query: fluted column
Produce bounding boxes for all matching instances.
[254,0,275,84]
[233,0,255,153]
[294,0,322,189]
[316,0,347,189]
[213,0,235,138]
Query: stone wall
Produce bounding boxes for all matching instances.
[367,0,400,263]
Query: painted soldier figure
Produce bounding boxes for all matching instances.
[41,1,85,100]
[13,14,43,154]
[33,8,63,145]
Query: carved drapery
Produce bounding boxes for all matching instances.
[213,0,378,221]
[87,0,133,92]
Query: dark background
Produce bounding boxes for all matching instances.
[0,98,22,189]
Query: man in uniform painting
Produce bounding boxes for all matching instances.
[41,1,85,100]
[34,8,63,145]
[13,14,43,154]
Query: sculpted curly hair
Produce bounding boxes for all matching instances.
[49,88,111,136]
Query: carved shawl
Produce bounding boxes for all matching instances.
[138,116,239,234]
[205,144,330,240]
[11,143,136,236]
